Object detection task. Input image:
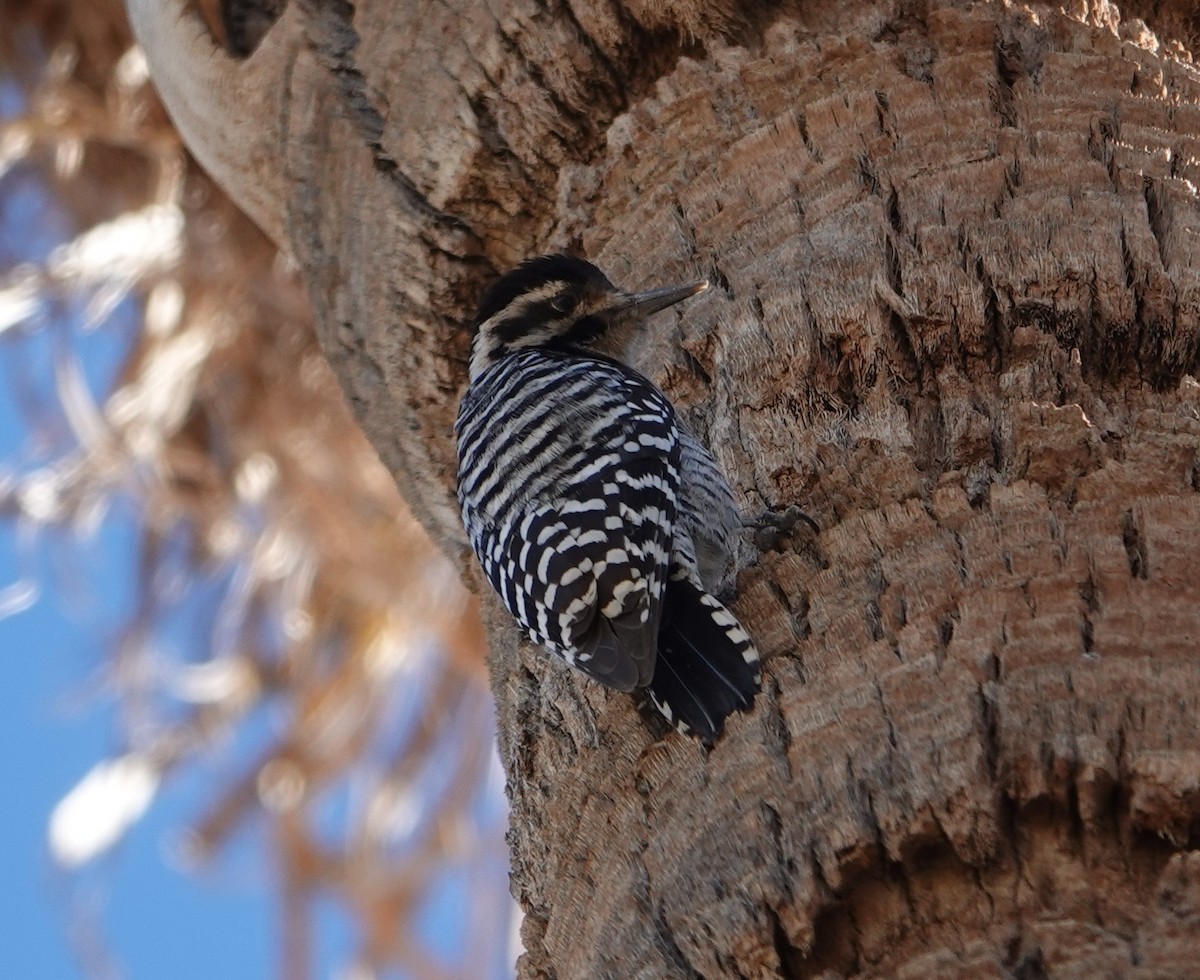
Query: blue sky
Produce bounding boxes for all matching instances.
[0,305,471,977]
[0,594,281,979]
[0,332,283,978]
[1,65,514,975]
[0,107,356,974]
[0,153,286,973]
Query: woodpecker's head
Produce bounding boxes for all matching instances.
[468,254,708,380]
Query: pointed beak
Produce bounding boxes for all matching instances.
[601,277,709,324]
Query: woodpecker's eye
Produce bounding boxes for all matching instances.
[551,293,577,315]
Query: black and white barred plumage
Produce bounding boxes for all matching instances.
[455,255,759,741]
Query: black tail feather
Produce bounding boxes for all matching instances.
[649,576,760,742]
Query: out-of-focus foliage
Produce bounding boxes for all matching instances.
[1,1,512,977]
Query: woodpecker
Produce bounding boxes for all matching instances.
[455,254,759,742]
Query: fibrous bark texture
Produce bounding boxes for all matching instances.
[132,0,1200,975]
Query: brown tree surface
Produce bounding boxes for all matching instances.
[129,0,1200,975]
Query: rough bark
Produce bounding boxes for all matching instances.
[130,0,1200,975]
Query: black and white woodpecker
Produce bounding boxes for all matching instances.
[455,254,758,742]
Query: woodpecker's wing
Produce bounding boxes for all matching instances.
[457,351,680,692]
[485,451,676,691]
[676,427,741,591]
[468,411,679,692]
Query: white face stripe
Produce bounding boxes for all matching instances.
[471,281,569,379]
[516,282,569,305]
[469,280,615,380]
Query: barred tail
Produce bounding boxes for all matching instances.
[649,576,761,742]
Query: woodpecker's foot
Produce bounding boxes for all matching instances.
[747,505,820,552]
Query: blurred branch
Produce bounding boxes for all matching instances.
[1,2,509,977]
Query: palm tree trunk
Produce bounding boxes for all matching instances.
[131,0,1200,974]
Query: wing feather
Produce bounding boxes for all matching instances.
[460,352,679,692]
